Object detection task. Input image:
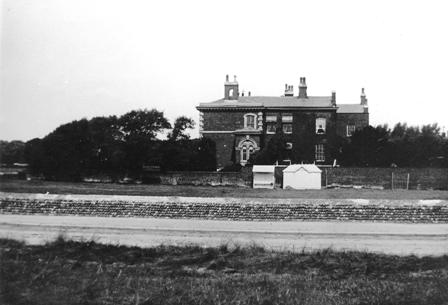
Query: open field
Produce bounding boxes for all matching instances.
[1,179,448,199]
[1,237,447,305]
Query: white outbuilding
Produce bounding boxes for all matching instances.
[252,165,275,189]
[283,164,322,190]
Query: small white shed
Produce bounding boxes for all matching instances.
[252,165,275,189]
[283,164,322,190]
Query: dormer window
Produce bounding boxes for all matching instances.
[244,113,257,129]
[316,118,326,134]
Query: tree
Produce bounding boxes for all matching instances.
[22,109,173,180]
[338,123,448,167]
[24,138,45,175]
[192,137,216,171]
[39,119,93,180]
[387,123,446,167]
[113,109,170,176]
[339,125,391,167]
[442,139,448,167]
[168,116,195,141]
[116,109,171,176]
[0,140,25,165]
[118,109,171,141]
[87,116,123,176]
[415,123,444,166]
[160,137,216,171]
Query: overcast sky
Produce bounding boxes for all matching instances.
[1,0,447,141]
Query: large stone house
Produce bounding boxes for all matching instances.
[197,75,369,168]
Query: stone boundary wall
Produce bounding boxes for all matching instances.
[158,170,252,187]
[321,167,448,190]
[151,168,447,189]
[1,193,447,223]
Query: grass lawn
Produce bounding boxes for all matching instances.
[1,179,448,199]
[1,237,447,305]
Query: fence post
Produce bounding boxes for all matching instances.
[325,168,328,188]
[406,173,410,190]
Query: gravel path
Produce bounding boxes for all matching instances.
[1,214,447,256]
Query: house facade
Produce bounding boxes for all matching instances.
[197,75,369,168]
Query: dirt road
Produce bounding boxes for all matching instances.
[1,214,447,256]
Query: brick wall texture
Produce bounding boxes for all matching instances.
[1,193,447,223]
[322,167,448,190]
[336,112,369,137]
[200,109,368,167]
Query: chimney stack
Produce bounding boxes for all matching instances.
[224,74,239,100]
[360,88,368,106]
[284,83,294,96]
[298,77,308,98]
[331,91,336,106]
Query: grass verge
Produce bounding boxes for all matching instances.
[1,179,448,199]
[1,236,447,305]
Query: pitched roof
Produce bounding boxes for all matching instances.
[197,96,368,113]
[252,165,276,173]
[337,104,367,114]
[283,164,322,173]
[197,96,334,109]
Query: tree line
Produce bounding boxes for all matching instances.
[1,109,216,181]
[253,123,448,167]
[338,123,448,167]
[1,118,447,181]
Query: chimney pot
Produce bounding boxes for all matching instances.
[361,88,368,106]
[226,74,229,82]
[284,83,294,96]
[298,76,308,98]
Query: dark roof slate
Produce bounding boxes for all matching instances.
[198,96,334,109]
[337,104,367,114]
[197,96,367,113]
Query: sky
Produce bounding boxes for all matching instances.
[1,0,448,141]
